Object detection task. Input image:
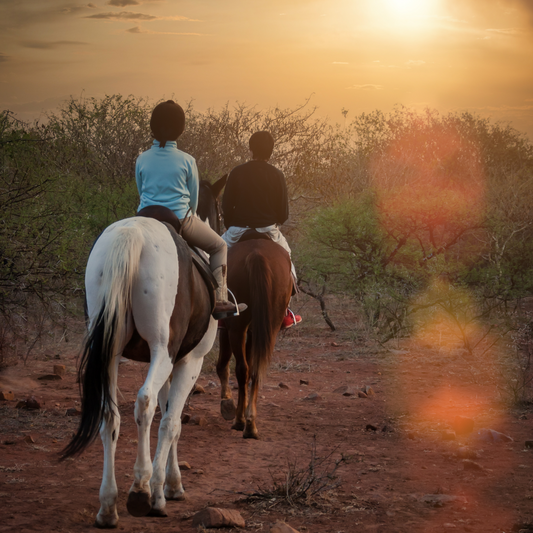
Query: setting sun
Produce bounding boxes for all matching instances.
[386,0,438,19]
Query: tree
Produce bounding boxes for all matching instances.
[297,107,533,343]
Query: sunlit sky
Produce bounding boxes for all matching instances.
[1,0,532,139]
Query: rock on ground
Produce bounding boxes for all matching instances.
[192,507,245,528]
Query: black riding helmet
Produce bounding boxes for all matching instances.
[150,100,185,148]
[249,131,274,160]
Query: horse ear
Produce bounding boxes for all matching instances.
[211,174,228,199]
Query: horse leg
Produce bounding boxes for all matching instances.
[230,328,248,431]
[164,437,184,501]
[127,343,174,517]
[150,320,217,515]
[156,380,186,502]
[243,372,260,440]
[95,356,121,528]
[216,327,236,421]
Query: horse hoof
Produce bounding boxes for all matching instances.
[147,508,168,518]
[94,520,118,530]
[95,511,119,529]
[243,423,259,439]
[220,399,236,421]
[94,520,118,529]
[231,420,245,431]
[126,490,152,517]
[164,488,187,501]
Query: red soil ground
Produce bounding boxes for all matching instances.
[1,295,532,533]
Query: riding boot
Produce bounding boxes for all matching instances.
[212,265,248,320]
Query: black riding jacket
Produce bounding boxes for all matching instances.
[222,160,289,229]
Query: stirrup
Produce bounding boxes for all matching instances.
[212,289,247,320]
[227,288,240,316]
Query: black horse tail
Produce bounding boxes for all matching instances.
[246,250,275,384]
[61,223,144,459]
[61,306,118,459]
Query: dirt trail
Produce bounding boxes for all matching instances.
[1,296,532,532]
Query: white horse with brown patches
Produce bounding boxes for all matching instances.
[62,180,225,528]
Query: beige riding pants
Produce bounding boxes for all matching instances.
[180,215,226,272]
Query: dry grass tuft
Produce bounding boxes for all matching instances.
[245,436,347,509]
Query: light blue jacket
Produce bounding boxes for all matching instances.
[135,140,199,219]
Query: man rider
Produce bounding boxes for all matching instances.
[221,131,301,328]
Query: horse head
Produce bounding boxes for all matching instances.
[197,174,227,234]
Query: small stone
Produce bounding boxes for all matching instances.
[333,385,348,394]
[421,494,468,507]
[362,386,375,396]
[38,374,62,381]
[300,379,309,385]
[524,441,533,449]
[192,384,205,395]
[452,416,474,435]
[23,435,35,444]
[66,408,81,416]
[304,392,321,401]
[192,507,245,529]
[53,364,66,377]
[0,391,15,401]
[343,390,355,397]
[270,520,301,533]
[457,447,478,460]
[358,391,368,398]
[178,461,192,470]
[441,430,456,441]
[366,424,378,431]
[190,415,207,426]
[193,469,205,475]
[476,428,513,443]
[181,413,191,424]
[279,382,290,390]
[463,459,485,472]
[17,397,41,410]
[331,342,339,347]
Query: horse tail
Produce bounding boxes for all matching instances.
[246,251,275,385]
[61,224,144,459]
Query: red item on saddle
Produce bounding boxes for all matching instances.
[281,308,302,329]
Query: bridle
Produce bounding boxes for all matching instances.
[214,197,223,236]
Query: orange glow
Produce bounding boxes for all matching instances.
[417,386,491,427]
[371,122,487,268]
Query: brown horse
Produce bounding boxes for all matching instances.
[217,237,293,439]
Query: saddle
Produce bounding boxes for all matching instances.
[136,206,218,311]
